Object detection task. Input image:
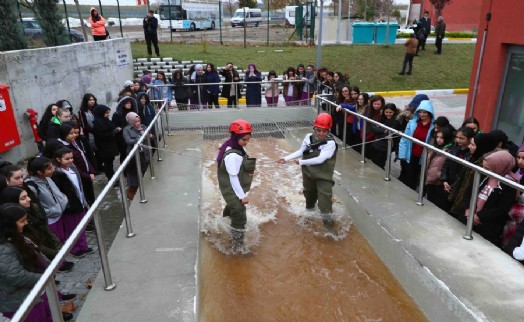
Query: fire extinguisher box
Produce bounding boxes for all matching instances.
[0,85,21,153]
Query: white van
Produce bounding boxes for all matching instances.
[231,8,262,27]
[285,5,312,27]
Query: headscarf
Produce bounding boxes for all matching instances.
[191,64,203,81]
[475,150,516,214]
[92,105,116,132]
[125,112,140,127]
[0,186,24,205]
[216,132,249,164]
[470,133,499,163]
[407,94,429,112]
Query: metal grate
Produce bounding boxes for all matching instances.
[171,120,313,140]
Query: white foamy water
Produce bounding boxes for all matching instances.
[200,137,352,255]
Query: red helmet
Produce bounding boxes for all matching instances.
[313,113,332,130]
[229,119,252,135]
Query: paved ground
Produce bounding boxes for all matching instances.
[1,94,467,321]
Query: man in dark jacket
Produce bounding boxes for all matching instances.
[435,16,446,55]
[420,11,431,50]
[143,10,160,57]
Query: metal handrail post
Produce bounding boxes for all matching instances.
[464,171,482,240]
[384,133,392,181]
[342,109,347,147]
[360,120,367,163]
[146,134,156,179]
[417,148,429,206]
[197,84,202,110]
[119,173,135,238]
[45,280,64,322]
[159,107,167,147]
[92,208,116,290]
[135,150,147,203]
[316,94,320,114]
[155,119,163,161]
[235,83,239,107]
[165,104,172,136]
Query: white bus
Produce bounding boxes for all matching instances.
[158,0,221,31]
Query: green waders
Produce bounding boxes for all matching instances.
[301,134,337,214]
[217,149,256,233]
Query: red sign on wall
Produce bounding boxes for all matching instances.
[137,0,149,5]
[0,85,21,153]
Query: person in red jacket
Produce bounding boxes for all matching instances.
[89,7,108,41]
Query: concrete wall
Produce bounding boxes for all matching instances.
[0,38,133,164]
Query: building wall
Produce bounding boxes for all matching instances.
[420,0,482,32]
[0,38,133,164]
[465,0,524,132]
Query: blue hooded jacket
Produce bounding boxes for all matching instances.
[398,100,435,163]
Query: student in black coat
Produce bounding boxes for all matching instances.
[92,105,121,181]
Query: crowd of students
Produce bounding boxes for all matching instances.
[0,84,157,320]
[136,63,342,109]
[334,91,524,262]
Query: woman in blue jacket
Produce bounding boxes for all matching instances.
[398,99,435,190]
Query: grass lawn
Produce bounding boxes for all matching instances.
[131,42,475,92]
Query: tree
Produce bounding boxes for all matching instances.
[0,1,28,51]
[429,0,453,17]
[238,0,258,9]
[25,0,70,46]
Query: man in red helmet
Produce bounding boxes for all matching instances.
[216,119,256,246]
[277,113,338,229]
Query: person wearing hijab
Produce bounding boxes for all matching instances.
[113,96,138,164]
[448,132,501,219]
[460,150,516,246]
[92,105,121,181]
[190,64,208,109]
[123,112,151,201]
[216,120,256,247]
[244,63,262,107]
[503,145,524,260]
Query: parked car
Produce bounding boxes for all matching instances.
[22,18,84,43]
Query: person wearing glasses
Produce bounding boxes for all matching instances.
[277,113,338,229]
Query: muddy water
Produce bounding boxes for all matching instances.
[199,137,427,322]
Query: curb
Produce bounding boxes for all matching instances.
[370,88,469,97]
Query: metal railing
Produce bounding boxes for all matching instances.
[10,99,171,322]
[315,94,524,240]
[149,79,316,108]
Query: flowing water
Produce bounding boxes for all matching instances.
[199,137,427,322]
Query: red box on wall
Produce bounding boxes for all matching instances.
[0,85,21,153]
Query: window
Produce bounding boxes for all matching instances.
[494,46,524,145]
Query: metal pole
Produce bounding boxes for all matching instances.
[165,105,172,136]
[243,7,247,48]
[45,280,64,322]
[155,120,163,161]
[119,173,135,238]
[316,0,324,68]
[168,0,173,43]
[342,110,347,147]
[336,0,341,43]
[146,134,156,179]
[117,0,123,38]
[92,208,117,290]
[385,1,391,46]
[219,1,223,45]
[197,84,202,110]
[17,0,23,23]
[469,28,488,117]
[384,132,392,181]
[347,0,351,41]
[159,107,167,146]
[464,171,482,240]
[267,0,270,46]
[62,0,72,43]
[98,0,104,17]
[360,120,366,163]
[147,0,151,12]
[416,148,428,206]
[135,150,148,203]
